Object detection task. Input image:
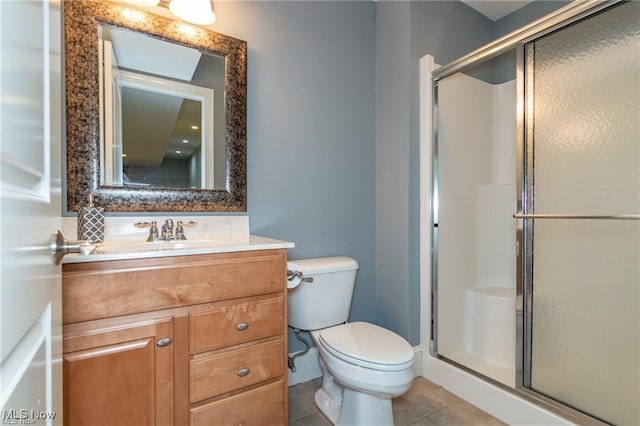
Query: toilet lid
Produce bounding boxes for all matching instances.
[317,322,414,371]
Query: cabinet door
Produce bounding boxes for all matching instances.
[63,317,174,426]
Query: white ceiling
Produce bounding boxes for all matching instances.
[461,0,534,21]
[107,26,201,81]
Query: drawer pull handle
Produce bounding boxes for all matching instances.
[156,337,172,347]
[237,367,250,377]
[236,322,249,331]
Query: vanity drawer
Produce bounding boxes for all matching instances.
[190,338,284,403]
[189,296,283,354]
[63,250,286,324]
[190,379,285,426]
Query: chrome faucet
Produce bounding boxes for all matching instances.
[161,219,174,240]
[135,219,196,242]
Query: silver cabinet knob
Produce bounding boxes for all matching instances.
[235,322,249,331]
[156,337,172,347]
[237,367,250,377]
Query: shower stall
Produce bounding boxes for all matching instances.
[422,1,639,424]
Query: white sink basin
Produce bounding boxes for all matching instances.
[94,239,244,255]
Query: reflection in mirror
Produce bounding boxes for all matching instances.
[64,0,247,212]
[99,25,225,190]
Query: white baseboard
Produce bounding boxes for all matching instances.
[288,346,423,387]
[412,346,423,377]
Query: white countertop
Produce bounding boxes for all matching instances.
[62,235,294,264]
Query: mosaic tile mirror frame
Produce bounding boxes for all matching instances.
[65,0,247,212]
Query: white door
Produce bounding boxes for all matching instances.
[0,0,62,424]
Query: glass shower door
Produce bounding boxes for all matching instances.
[521,2,640,424]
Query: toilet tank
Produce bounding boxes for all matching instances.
[287,256,359,331]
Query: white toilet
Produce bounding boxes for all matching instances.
[287,256,414,426]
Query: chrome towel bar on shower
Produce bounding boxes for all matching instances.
[513,213,640,220]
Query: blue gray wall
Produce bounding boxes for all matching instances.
[494,1,570,37]
[211,1,376,351]
[375,1,412,348]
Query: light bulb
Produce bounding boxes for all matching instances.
[169,0,216,26]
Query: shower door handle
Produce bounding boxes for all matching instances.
[513,213,640,220]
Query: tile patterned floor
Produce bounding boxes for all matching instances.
[288,377,506,426]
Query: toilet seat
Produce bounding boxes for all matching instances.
[317,322,414,372]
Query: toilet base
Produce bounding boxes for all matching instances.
[315,388,341,424]
[314,387,394,426]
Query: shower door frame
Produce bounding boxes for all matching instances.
[430,0,626,424]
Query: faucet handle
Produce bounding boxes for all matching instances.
[147,221,159,242]
[175,220,186,240]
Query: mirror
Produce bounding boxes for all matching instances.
[65,0,247,212]
[99,25,225,190]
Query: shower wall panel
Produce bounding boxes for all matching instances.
[437,72,516,382]
[438,72,493,357]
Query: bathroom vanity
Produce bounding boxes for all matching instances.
[62,236,292,425]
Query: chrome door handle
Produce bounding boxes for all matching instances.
[236,322,249,331]
[237,367,250,377]
[50,230,96,265]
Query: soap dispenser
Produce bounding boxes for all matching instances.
[77,194,104,243]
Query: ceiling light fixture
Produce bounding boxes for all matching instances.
[122,0,216,26]
[169,0,216,26]
[182,139,189,144]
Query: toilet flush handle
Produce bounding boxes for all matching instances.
[287,270,313,289]
[287,270,314,283]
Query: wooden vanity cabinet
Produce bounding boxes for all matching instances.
[62,249,288,426]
